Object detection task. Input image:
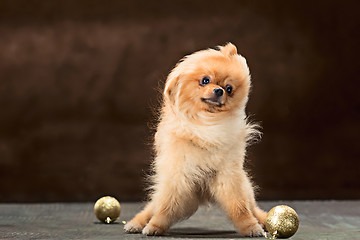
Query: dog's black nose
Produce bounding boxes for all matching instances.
[214,88,224,97]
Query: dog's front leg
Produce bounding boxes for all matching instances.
[124,202,154,233]
[212,170,264,237]
[141,177,199,236]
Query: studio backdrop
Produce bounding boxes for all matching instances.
[0,0,359,202]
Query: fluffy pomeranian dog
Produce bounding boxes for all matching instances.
[124,43,267,237]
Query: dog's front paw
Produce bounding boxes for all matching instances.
[124,221,143,233]
[243,223,265,237]
[142,223,165,236]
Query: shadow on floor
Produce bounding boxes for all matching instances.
[166,227,245,239]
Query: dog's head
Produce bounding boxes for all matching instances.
[164,43,251,121]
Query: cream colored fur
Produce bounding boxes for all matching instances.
[124,43,267,237]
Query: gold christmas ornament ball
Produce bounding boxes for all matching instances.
[266,205,299,238]
[94,196,121,223]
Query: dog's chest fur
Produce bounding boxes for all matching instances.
[154,112,248,192]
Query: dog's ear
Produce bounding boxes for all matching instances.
[219,43,238,57]
[163,69,180,104]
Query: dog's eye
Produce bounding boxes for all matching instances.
[200,76,210,85]
[226,85,233,94]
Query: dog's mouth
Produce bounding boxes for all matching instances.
[201,98,224,107]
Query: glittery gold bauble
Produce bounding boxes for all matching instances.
[266,205,299,238]
[94,196,121,223]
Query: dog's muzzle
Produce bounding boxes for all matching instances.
[201,88,224,107]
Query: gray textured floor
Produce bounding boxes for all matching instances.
[0,201,359,239]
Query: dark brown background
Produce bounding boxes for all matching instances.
[0,0,359,202]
